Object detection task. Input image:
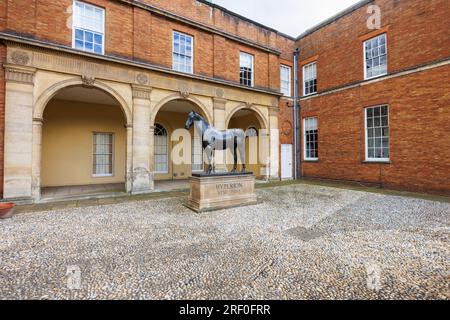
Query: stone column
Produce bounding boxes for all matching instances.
[31,118,43,201]
[125,124,133,193]
[213,98,227,172]
[130,85,153,194]
[3,65,36,201]
[269,107,280,180]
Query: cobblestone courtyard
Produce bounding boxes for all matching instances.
[1,183,449,299]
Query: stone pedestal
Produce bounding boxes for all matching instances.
[185,173,257,213]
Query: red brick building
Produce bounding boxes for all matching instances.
[0,0,448,202]
[289,0,450,195]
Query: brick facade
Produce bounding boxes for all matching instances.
[0,0,289,90]
[294,0,450,195]
[0,0,448,197]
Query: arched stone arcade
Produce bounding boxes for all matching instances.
[32,80,133,200]
[150,97,212,181]
[2,49,279,202]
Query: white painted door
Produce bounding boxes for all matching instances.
[281,144,293,180]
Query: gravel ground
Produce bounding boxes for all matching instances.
[1,184,449,300]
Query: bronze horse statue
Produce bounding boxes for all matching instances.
[185,111,246,174]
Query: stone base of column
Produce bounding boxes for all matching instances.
[31,185,41,202]
[131,167,154,194]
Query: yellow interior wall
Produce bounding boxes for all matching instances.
[41,100,126,187]
[154,111,198,181]
[153,110,265,180]
[228,114,263,177]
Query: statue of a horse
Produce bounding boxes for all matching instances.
[185,111,246,174]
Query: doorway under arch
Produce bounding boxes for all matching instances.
[152,98,210,181]
[40,85,128,199]
[227,108,268,178]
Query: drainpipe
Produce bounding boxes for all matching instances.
[293,48,300,179]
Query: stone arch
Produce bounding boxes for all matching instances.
[34,78,132,126]
[150,92,213,126]
[225,104,268,129]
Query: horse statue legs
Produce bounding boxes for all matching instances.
[231,136,246,173]
[204,144,213,174]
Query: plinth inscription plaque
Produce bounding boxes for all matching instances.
[185,173,257,212]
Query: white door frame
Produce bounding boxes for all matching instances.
[281,144,293,180]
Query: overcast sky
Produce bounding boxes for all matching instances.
[212,0,363,36]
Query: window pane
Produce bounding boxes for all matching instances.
[75,29,84,40]
[366,106,389,160]
[240,52,254,87]
[303,63,317,95]
[94,34,102,45]
[304,117,318,160]
[172,32,193,74]
[75,40,84,49]
[364,34,387,78]
[154,124,169,172]
[85,31,93,43]
[280,65,291,96]
[93,133,113,175]
[73,2,104,54]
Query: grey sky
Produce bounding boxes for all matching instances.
[212,0,363,37]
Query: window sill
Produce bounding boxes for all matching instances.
[301,92,318,98]
[303,159,319,163]
[92,174,114,178]
[362,160,391,164]
[364,72,388,81]
[73,47,105,56]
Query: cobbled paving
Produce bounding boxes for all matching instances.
[1,184,449,299]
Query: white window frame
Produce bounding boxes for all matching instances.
[92,132,114,177]
[280,65,292,97]
[154,124,169,174]
[303,62,317,96]
[364,105,390,162]
[303,117,318,161]
[72,0,105,55]
[363,33,388,80]
[172,31,194,74]
[240,52,254,87]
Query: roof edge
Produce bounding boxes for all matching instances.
[196,0,297,41]
[296,0,374,40]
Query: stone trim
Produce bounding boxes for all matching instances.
[10,50,31,65]
[132,84,153,99]
[213,98,227,110]
[81,75,96,87]
[0,33,282,99]
[300,57,450,101]
[269,107,279,117]
[135,73,150,85]
[4,64,36,84]
[225,104,269,130]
